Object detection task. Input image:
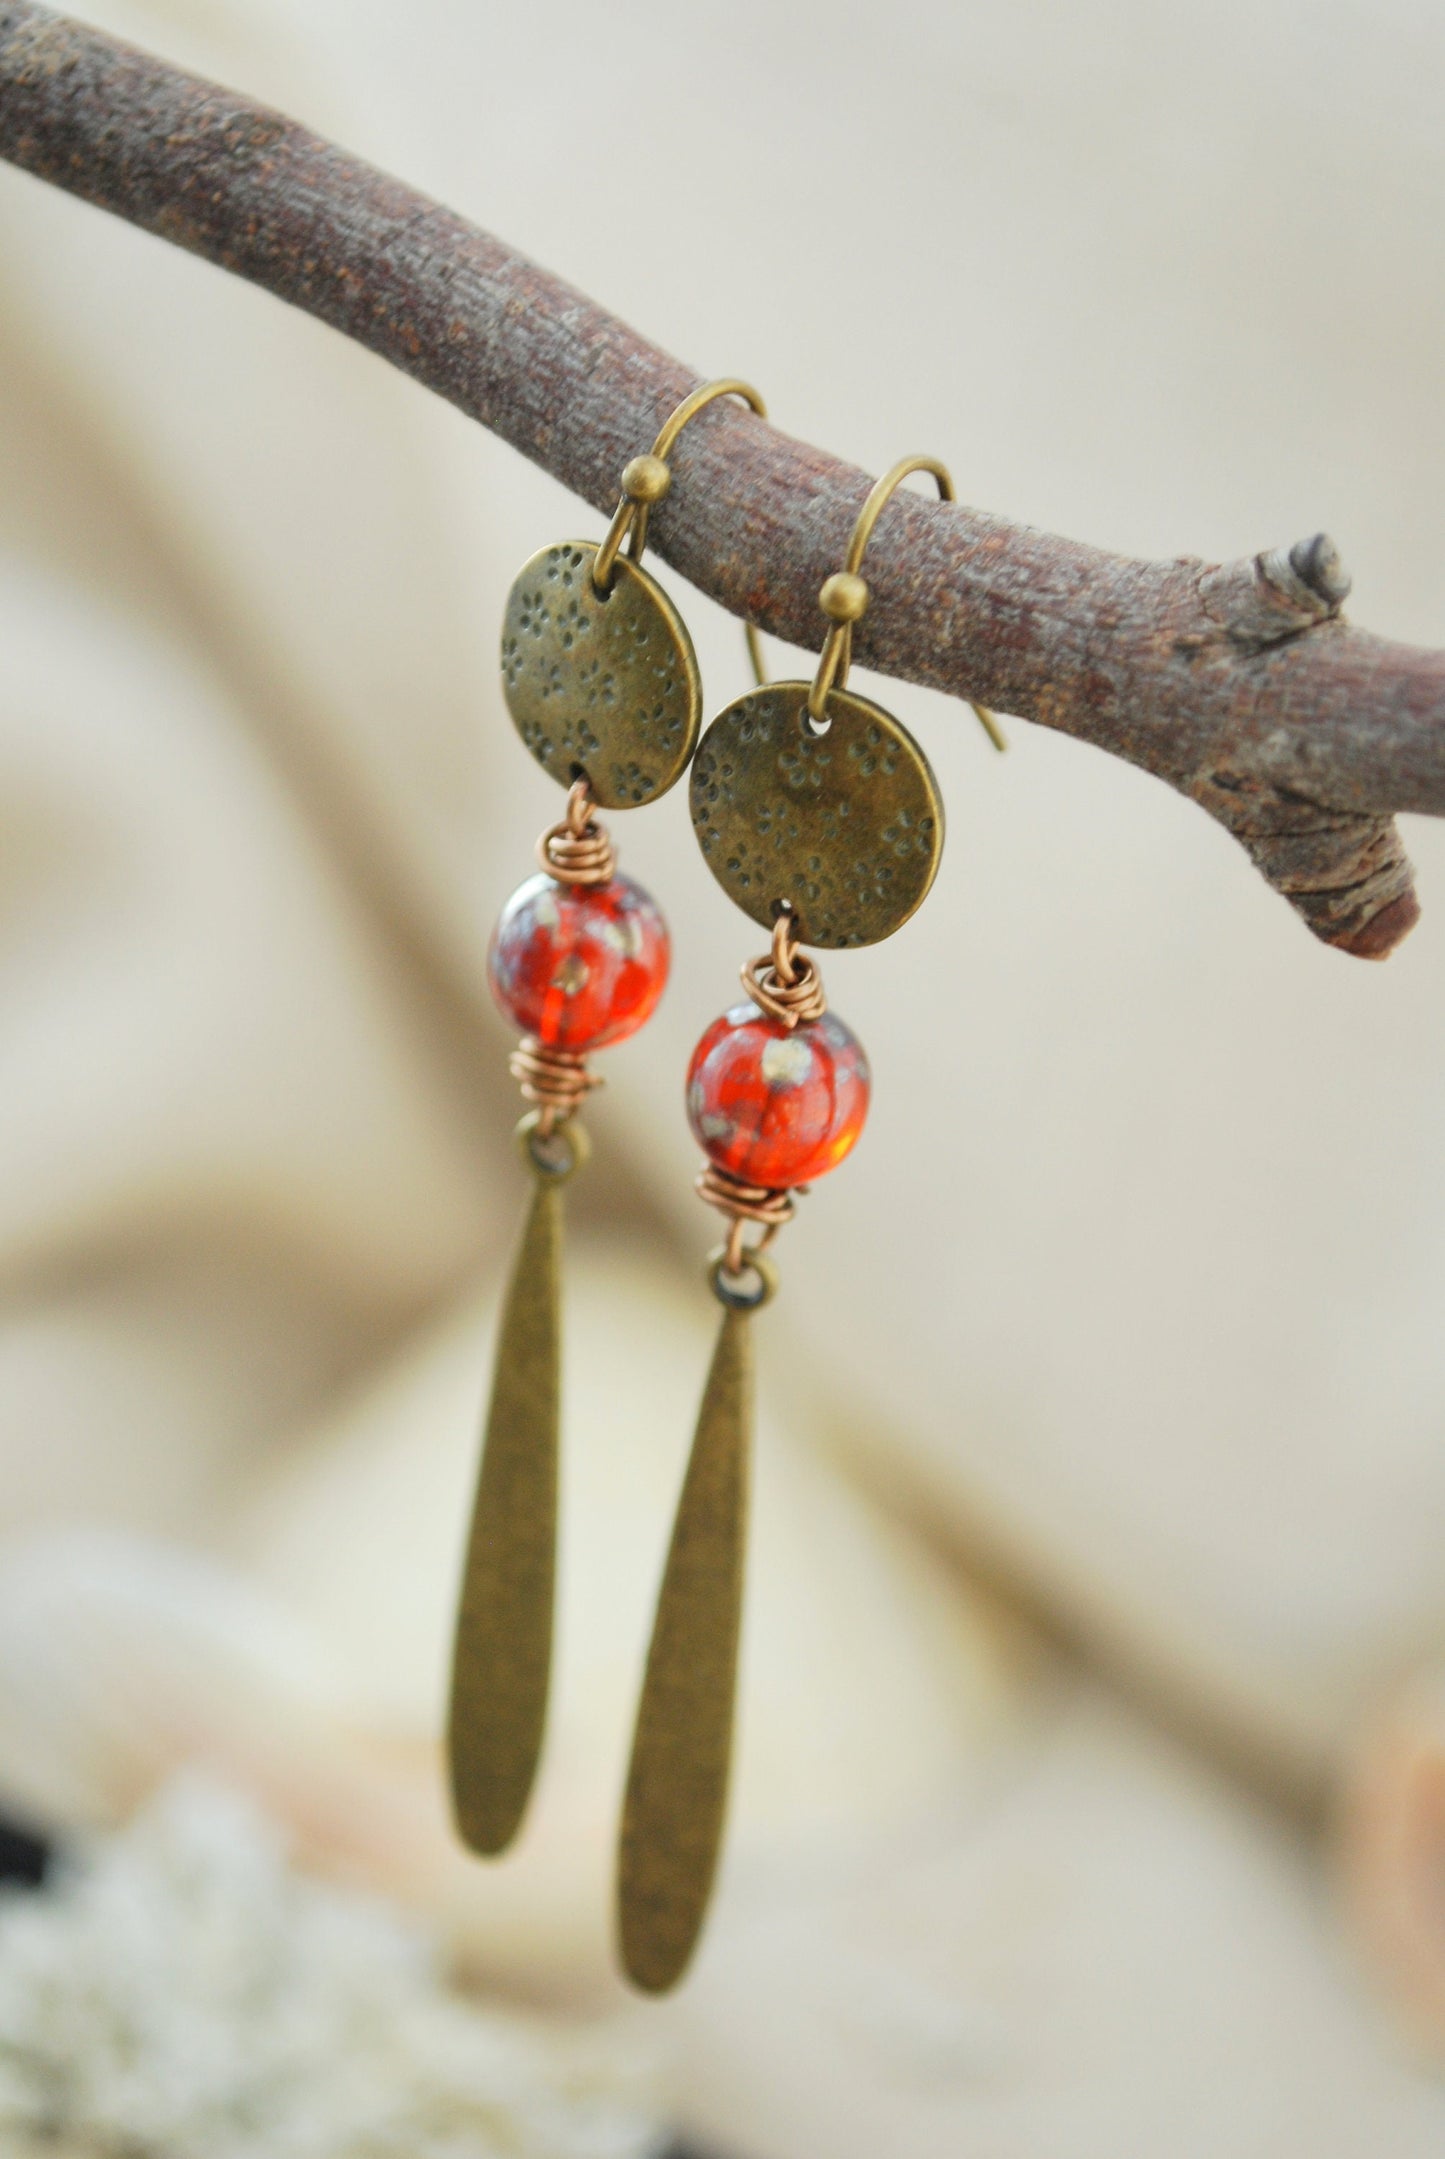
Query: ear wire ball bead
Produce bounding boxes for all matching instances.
[488,871,669,1053]
[622,454,672,504]
[686,1003,870,1190]
[819,570,869,622]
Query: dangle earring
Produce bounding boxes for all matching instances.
[617,456,1002,1992]
[449,379,767,1859]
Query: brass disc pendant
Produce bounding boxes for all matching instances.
[501,542,702,809]
[688,682,944,947]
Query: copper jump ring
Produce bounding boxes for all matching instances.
[695,1163,797,1274]
[509,1036,602,1133]
[707,1243,779,1312]
[740,903,827,1029]
[537,778,616,886]
[515,1108,591,1181]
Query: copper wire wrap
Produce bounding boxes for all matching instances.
[696,1165,798,1275]
[508,1036,601,1136]
[536,779,617,887]
[739,906,827,1030]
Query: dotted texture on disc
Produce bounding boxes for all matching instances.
[501,541,701,808]
[689,683,944,947]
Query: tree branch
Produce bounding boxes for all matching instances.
[0,0,1439,956]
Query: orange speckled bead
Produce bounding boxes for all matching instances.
[686,1003,870,1189]
[488,871,669,1051]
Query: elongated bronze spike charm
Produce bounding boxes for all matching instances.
[618,1254,773,1993]
[449,1115,586,1854]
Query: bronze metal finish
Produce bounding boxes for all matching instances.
[706,1247,779,1311]
[689,680,945,947]
[449,1119,586,1856]
[593,378,767,592]
[687,461,1012,947]
[501,540,701,808]
[808,456,1006,750]
[622,464,998,1991]
[618,1302,757,1992]
[502,381,766,809]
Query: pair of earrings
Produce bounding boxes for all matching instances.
[448,379,1000,1994]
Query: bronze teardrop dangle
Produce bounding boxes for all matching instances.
[617,1275,766,1992]
[449,1118,582,1854]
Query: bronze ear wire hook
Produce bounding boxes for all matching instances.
[808,455,1007,751]
[594,375,771,696]
[592,377,767,596]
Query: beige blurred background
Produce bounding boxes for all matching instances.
[2,0,1445,2152]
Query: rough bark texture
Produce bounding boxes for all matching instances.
[0,0,1440,955]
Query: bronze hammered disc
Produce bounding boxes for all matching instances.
[689,682,944,947]
[501,541,701,809]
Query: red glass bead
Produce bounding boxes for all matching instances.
[686,1003,870,1189]
[488,871,669,1052]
